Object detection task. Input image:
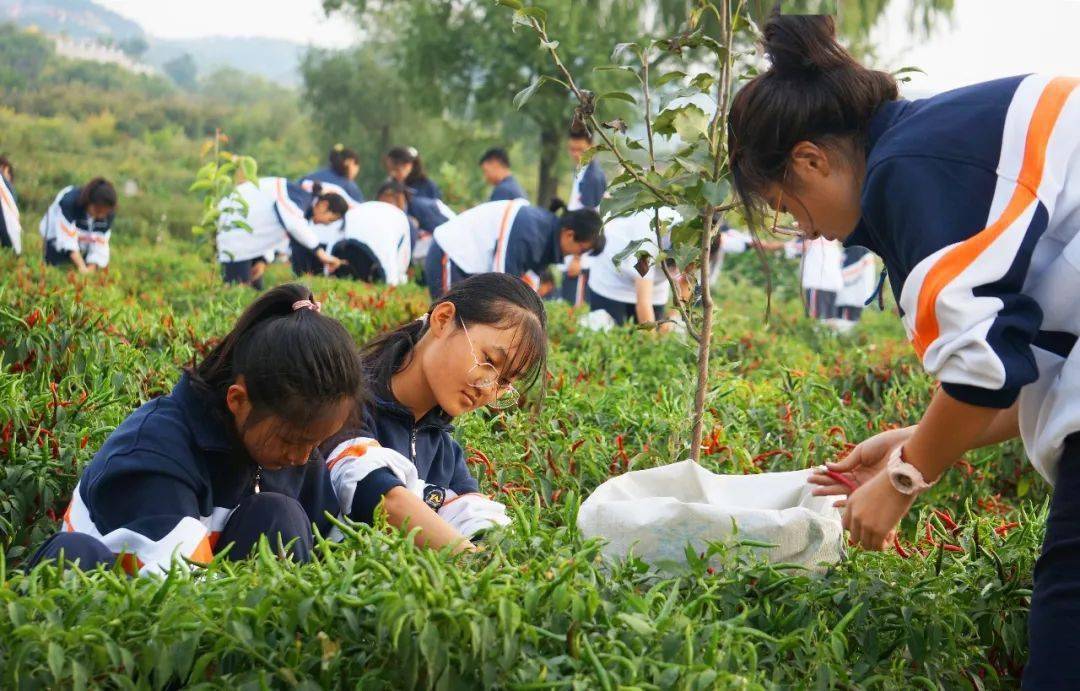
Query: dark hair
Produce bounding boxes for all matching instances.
[549,201,605,256]
[0,155,13,182]
[317,191,349,218]
[727,14,898,224]
[187,283,365,428]
[328,145,360,178]
[479,147,511,167]
[78,177,117,210]
[376,179,411,201]
[361,273,548,398]
[386,146,430,187]
[568,127,593,142]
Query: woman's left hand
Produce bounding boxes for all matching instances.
[835,469,916,551]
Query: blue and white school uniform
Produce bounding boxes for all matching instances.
[0,176,21,255]
[843,75,1080,683]
[320,362,509,538]
[586,211,670,325]
[834,246,878,321]
[427,199,562,298]
[409,177,441,201]
[798,237,844,320]
[44,373,341,574]
[489,174,529,202]
[39,186,114,268]
[559,159,608,303]
[300,168,364,204]
[408,196,456,261]
[216,177,325,286]
[321,201,412,286]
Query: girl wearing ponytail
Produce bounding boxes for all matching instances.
[30,285,365,574]
[384,146,442,201]
[320,273,548,552]
[731,14,1080,682]
[425,196,605,299]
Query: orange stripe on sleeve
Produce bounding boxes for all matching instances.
[912,77,1080,358]
[326,439,381,472]
[491,202,517,272]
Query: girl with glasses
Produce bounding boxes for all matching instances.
[729,13,1080,683]
[321,273,548,552]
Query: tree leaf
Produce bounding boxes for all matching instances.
[513,75,554,110]
[654,70,686,87]
[598,91,637,105]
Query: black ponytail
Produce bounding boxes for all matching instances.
[328,145,359,178]
[78,177,117,210]
[362,273,548,394]
[188,283,365,426]
[727,13,898,224]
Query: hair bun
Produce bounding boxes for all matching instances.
[763,14,848,78]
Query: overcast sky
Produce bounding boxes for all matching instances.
[96,0,1080,93]
[95,0,360,47]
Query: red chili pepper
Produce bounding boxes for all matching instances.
[26,309,41,328]
[933,509,959,533]
[551,489,563,503]
[752,449,793,466]
[824,470,858,493]
[892,534,910,558]
[79,435,89,449]
[570,439,585,454]
[941,544,965,553]
[994,522,1020,536]
[825,426,847,441]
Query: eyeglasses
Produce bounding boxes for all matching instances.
[767,186,805,239]
[459,317,519,410]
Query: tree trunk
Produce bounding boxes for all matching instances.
[536,127,562,208]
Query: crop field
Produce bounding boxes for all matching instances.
[0,234,1040,689]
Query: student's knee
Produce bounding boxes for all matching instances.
[28,532,113,570]
[222,492,313,562]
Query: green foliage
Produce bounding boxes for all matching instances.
[188,135,258,238]
[0,233,1039,688]
[163,52,198,90]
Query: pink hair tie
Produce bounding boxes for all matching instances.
[292,299,322,313]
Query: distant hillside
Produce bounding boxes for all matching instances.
[146,37,305,88]
[0,0,142,40]
[0,0,305,87]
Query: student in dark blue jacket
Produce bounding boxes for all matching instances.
[728,14,1080,685]
[302,145,365,204]
[29,284,365,573]
[426,198,604,299]
[39,178,117,272]
[320,273,548,551]
[479,148,529,202]
[385,146,441,200]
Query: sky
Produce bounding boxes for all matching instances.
[95,0,1080,91]
[869,0,1080,96]
[95,0,360,47]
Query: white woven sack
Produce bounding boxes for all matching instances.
[577,460,844,569]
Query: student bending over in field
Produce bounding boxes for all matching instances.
[426,197,604,299]
[39,178,117,273]
[321,273,547,552]
[323,180,414,286]
[216,177,345,289]
[29,285,365,573]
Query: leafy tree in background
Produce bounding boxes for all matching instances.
[118,36,149,60]
[0,24,51,91]
[164,52,198,90]
[315,0,951,207]
[320,0,649,206]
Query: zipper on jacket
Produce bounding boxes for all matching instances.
[253,467,262,494]
[410,427,418,464]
